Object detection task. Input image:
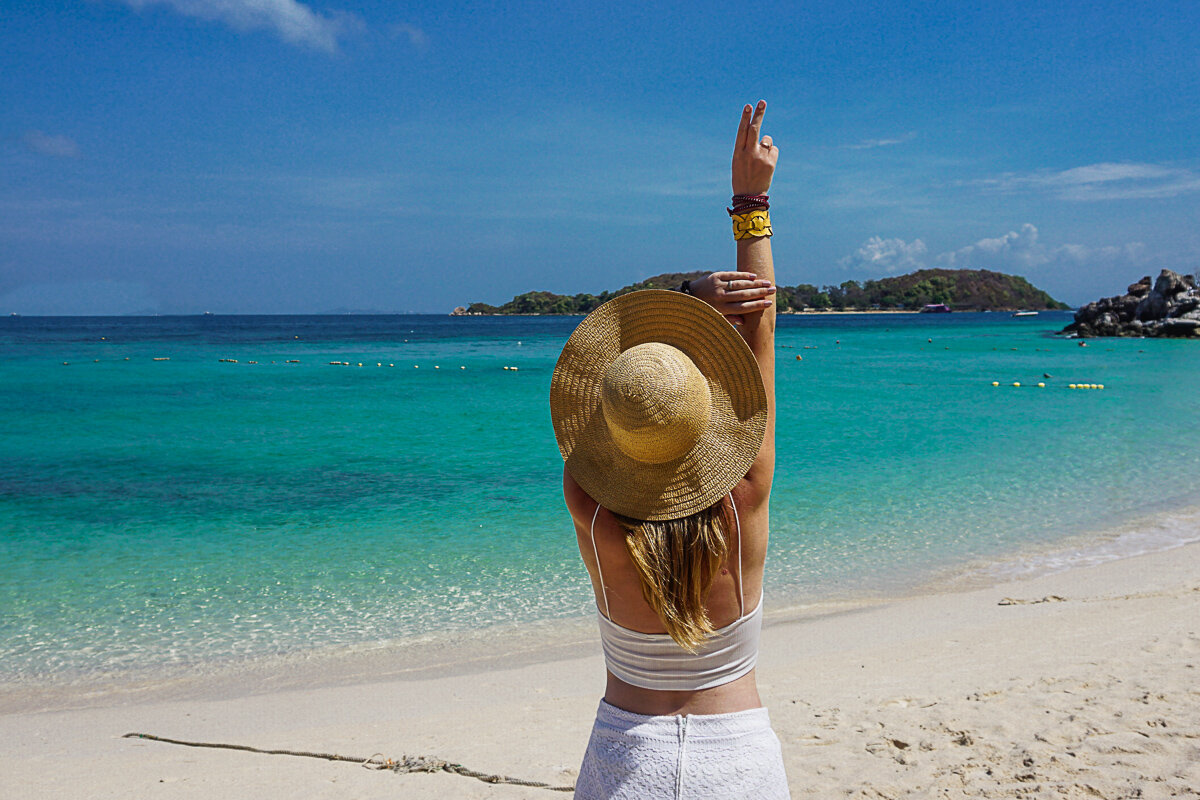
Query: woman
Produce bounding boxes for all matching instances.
[549,101,786,799]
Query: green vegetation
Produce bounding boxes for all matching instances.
[461,268,1068,314]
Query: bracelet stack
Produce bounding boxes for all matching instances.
[727,194,769,215]
[729,195,772,241]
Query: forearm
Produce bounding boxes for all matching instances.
[736,237,774,290]
[735,236,776,357]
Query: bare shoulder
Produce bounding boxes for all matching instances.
[562,468,597,528]
[733,467,772,511]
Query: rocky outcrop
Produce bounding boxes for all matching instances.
[1062,270,1200,338]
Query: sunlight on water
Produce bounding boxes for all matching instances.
[1,312,1198,681]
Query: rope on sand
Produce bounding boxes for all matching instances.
[122,732,575,793]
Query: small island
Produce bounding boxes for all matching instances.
[1061,269,1200,338]
[453,268,1068,316]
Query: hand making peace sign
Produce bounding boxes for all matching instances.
[732,100,778,196]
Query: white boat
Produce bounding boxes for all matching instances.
[1012,310,1038,317]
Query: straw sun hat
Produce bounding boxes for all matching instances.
[550,290,767,521]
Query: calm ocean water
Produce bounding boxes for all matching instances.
[2,311,1198,684]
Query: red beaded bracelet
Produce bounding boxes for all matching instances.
[728,194,769,215]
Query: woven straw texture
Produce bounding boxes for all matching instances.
[550,290,767,521]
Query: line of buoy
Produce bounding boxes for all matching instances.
[69,358,480,370]
[1069,383,1105,389]
[991,381,1046,387]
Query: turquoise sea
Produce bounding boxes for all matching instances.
[2,312,1198,688]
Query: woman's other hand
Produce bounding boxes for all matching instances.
[732,100,778,196]
[689,271,776,326]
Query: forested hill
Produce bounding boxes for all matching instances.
[456,269,1068,315]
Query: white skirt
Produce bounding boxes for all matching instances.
[574,700,790,800]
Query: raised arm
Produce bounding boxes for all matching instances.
[729,100,777,362]
[689,101,778,495]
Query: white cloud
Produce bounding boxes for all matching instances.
[938,223,1047,270]
[23,130,80,158]
[119,0,355,53]
[840,236,928,274]
[843,131,917,150]
[839,224,1151,279]
[390,23,428,51]
[936,223,1148,273]
[977,162,1200,201]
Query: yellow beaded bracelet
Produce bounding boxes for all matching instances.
[732,209,772,240]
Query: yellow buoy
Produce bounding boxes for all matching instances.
[434,365,440,369]
[1012,382,1021,387]
[991,381,999,386]
[460,366,465,370]
[1098,384,1105,389]
[1037,382,1045,388]
[357,362,363,367]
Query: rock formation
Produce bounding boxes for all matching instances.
[1062,269,1200,338]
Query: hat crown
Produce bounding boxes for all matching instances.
[600,342,711,464]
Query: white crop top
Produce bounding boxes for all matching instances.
[589,498,763,691]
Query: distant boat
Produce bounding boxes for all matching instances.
[920,303,951,313]
[1012,310,1038,317]
[9,312,18,317]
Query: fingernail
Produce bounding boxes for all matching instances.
[767,286,777,293]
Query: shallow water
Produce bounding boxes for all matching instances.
[1,311,1197,683]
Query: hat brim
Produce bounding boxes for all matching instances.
[550,290,767,521]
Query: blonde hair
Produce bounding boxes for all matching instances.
[613,500,732,652]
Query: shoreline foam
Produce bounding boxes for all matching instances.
[6,502,1199,716]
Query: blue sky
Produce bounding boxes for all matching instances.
[3,0,1198,314]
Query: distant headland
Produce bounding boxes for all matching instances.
[452,269,1069,316]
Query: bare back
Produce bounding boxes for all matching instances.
[562,100,779,717]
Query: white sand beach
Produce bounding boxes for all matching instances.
[3,540,1198,799]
